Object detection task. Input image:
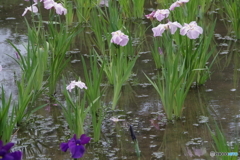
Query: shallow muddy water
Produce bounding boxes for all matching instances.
[0,1,240,160]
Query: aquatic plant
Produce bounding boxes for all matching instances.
[150,20,182,69]
[0,0,234,159]
[131,0,145,18]
[147,17,215,119]
[9,32,47,123]
[0,140,22,160]
[89,0,125,52]
[118,0,145,18]
[90,4,139,109]
[87,5,109,54]
[97,32,138,109]
[174,20,216,85]
[47,22,80,95]
[221,0,240,39]
[149,0,216,85]
[232,51,240,89]
[61,79,88,136]
[60,134,91,159]
[71,0,99,23]
[0,87,16,143]
[9,22,48,92]
[22,0,77,96]
[9,43,47,124]
[207,122,239,160]
[9,25,47,123]
[147,13,210,118]
[145,42,194,119]
[98,49,138,110]
[62,0,74,25]
[149,37,164,69]
[15,74,46,124]
[82,54,105,142]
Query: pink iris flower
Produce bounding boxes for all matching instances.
[180,21,203,39]
[152,21,182,37]
[44,0,67,15]
[22,3,38,16]
[54,3,67,15]
[153,9,170,22]
[43,0,55,9]
[66,80,87,92]
[110,30,129,46]
[74,81,88,90]
[169,0,189,11]
[145,11,156,20]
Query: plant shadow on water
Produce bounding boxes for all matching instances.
[0,0,240,160]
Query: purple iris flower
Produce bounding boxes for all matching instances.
[60,134,91,159]
[0,140,22,160]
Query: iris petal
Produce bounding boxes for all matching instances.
[60,142,69,152]
[2,143,14,152]
[2,154,14,160]
[70,144,85,158]
[80,134,91,145]
[9,151,22,160]
[60,134,90,159]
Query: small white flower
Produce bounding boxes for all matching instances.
[66,80,87,92]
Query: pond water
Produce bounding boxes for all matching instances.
[0,0,240,160]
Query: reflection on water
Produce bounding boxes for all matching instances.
[0,1,29,98]
[0,1,240,160]
[0,27,27,98]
